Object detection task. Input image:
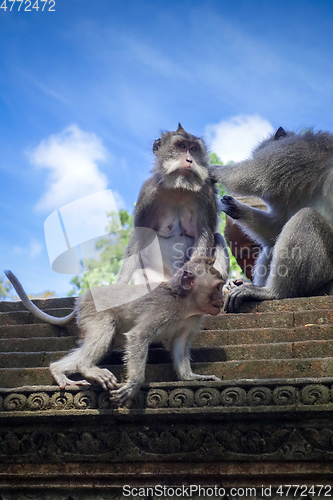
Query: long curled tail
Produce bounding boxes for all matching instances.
[4,270,76,326]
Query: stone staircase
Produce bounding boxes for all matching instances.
[1,294,333,495]
[1,295,333,387]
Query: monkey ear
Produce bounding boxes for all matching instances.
[180,270,195,290]
[153,138,161,155]
[274,127,287,140]
[177,123,185,133]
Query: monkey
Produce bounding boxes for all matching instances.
[5,258,224,404]
[209,127,333,313]
[117,124,229,286]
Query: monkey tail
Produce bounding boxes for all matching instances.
[4,270,76,326]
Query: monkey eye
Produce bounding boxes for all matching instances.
[190,146,197,152]
[179,143,186,149]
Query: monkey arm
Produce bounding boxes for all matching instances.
[190,182,218,258]
[212,233,230,282]
[110,330,151,405]
[220,196,283,245]
[172,321,220,382]
[134,178,159,229]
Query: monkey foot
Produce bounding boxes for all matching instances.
[70,379,91,387]
[50,370,90,389]
[83,367,118,391]
[110,381,139,405]
[184,373,221,382]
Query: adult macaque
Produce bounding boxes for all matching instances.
[5,259,224,404]
[117,124,229,285]
[210,127,333,312]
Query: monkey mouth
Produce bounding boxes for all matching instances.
[177,167,193,177]
[210,303,222,314]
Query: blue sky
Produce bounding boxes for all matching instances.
[1,0,333,297]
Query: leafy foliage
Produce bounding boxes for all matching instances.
[67,210,134,296]
[0,276,11,300]
[210,153,244,280]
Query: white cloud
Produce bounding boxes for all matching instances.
[29,124,125,212]
[28,125,127,271]
[14,239,43,260]
[205,115,274,163]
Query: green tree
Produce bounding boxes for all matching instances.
[210,153,245,280]
[68,210,134,296]
[0,276,11,300]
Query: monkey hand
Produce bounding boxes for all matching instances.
[110,380,140,406]
[225,283,273,313]
[220,195,241,219]
[222,278,251,302]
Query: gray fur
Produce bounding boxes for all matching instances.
[117,124,229,285]
[210,128,333,312]
[49,258,224,404]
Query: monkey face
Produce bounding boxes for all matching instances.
[192,276,224,316]
[206,279,225,315]
[153,126,209,192]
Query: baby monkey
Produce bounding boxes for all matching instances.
[6,259,224,404]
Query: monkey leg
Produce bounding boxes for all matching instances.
[225,208,333,313]
[73,314,119,390]
[172,327,221,382]
[110,332,150,405]
[252,245,273,286]
[212,232,230,282]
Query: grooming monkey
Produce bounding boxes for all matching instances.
[117,124,229,285]
[6,259,224,404]
[209,127,333,312]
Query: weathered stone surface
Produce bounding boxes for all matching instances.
[1,295,333,490]
[236,293,333,313]
[0,322,78,339]
[203,311,295,330]
[0,309,75,326]
[0,297,75,312]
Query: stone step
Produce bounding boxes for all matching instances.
[3,338,333,369]
[0,347,223,369]
[1,293,332,314]
[195,324,333,347]
[203,308,333,330]
[2,356,333,388]
[1,300,333,330]
[236,294,333,313]
[1,322,333,351]
[0,309,75,326]
[0,323,78,339]
[0,336,77,353]
[0,297,75,312]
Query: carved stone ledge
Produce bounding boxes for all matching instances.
[1,379,333,416]
[1,418,333,463]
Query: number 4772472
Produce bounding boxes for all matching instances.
[0,0,55,11]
